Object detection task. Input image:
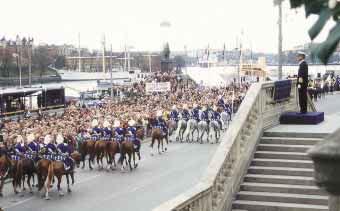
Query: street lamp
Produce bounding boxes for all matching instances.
[308,128,340,211]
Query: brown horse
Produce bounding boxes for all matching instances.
[78,139,96,170]
[94,140,107,170]
[43,152,81,200]
[20,156,36,194]
[0,153,14,197]
[119,138,137,172]
[106,141,119,170]
[150,128,168,156]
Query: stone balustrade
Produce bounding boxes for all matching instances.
[153,79,301,211]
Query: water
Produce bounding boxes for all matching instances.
[37,64,340,97]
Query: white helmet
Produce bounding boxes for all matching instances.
[44,135,51,145]
[218,95,223,100]
[27,133,35,143]
[128,120,136,127]
[16,135,24,144]
[183,104,188,110]
[172,105,177,110]
[193,103,198,108]
[114,120,120,128]
[56,133,64,145]
[202,106,207,111]
[103,120,110,128]
[91,119,98,127]
[156,110,163,117]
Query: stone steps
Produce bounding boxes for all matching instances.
[257,144,311,153]
[260,136,322,145]
[254,151,309,160]
[233,200,328,211]
[244,174,315,186]
[240,182,326,196]
[251,158,313,168]
[232,132,328,211]
[263,131,327,139]
[237,191,328,205]
[248,166,314,177]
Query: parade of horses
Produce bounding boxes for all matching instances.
[0,72,248,201]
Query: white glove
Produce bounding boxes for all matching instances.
[298,84,301,89]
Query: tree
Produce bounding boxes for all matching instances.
[289,0,340,64]
[32,46,53,80]
[55,55,66,69]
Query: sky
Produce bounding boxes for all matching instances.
[0,0,335,53]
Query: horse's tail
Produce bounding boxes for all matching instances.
[46,162,54,189]
[16,160,23,188]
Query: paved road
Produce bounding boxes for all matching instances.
[315,93,340,115]
[0,140,218,211]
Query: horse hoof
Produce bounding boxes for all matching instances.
[45,196,50,200]
[68,189,72,193]
[0,193,3,197]
[165,148,167,151]
[59,192,65,197]
[23,188,26,191]
[150,153,154,156]
[30,191,33,194]
[19,192,24,197]
[134,164,138,168]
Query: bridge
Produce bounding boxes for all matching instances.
[1,80,339,211]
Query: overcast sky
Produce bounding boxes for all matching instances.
[0,0,334,53]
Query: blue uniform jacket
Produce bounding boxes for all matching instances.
[127,126,137,141]
[170,110,179,121]
[191,108,200,121]
[28,141,40,153]
[115,127,125,142]
[15,144,26,154]
[201,111,210,121]
[212,111,221,121]
[46,143,57,154]
[182,110,190,121]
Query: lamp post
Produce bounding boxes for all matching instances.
[308,128,340,211]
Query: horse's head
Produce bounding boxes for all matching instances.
[136,128,145,140]
[71,152,81,168]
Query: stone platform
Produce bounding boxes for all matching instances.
[279,112,324,125]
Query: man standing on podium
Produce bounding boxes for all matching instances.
[297,52,308,114]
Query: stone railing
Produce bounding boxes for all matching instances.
[153,79,300,211]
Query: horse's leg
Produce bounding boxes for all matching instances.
[81,153,86,169]
[45,164,53,200]
[164,136,168,152]
[150,138,155,156]
[0,178,4,197]
[128,153,132,171]
[57,175,64,196]
[158,139,162,154]
[88,153,93,170]
[133,151,137,168]
[71,172,75,185]
[66,174,71,193]
[27,174,33,194]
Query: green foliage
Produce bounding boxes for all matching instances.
[162,43,170,60]
[55,55,66,69]
[290,0,340,64]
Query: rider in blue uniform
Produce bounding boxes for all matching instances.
[102,120,112,141]
[91,119,101,141]
[191,104,200,122]
[127,119,141,159]
[212,106,222,129]
[201,106,210,123]
[181,104,190,122]
[170,105,179,122]
[13,135,26,160]
[26,133,40,162]
[155,110,167,136]
[114,120,125,143]
[44,135,57,160]
[56,134,73,171]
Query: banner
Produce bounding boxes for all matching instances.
[145,82,171,93]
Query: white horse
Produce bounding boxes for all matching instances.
[209,120,221,144]
[198,120,209,144]
[221,111,231,131]
[175,119,187,142]
[183,118,199,143]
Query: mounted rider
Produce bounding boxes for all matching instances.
[56,133,73,171]
[114,120,125,143]
[13,135,26,160]
[155,110,167,136]
[218,95,232,116]
[127,119,141,158]
[201,106,210,123]
[170,105,179,122]
[43,134,57,160]
[91,119,101,141]
[181,104,190,122]
[212,106,222,129]
[102,119,112,141]
[26,133,40,162]
[191,103,200,122]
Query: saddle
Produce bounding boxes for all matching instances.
[91,134,100,141]
[11,154,21,161]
